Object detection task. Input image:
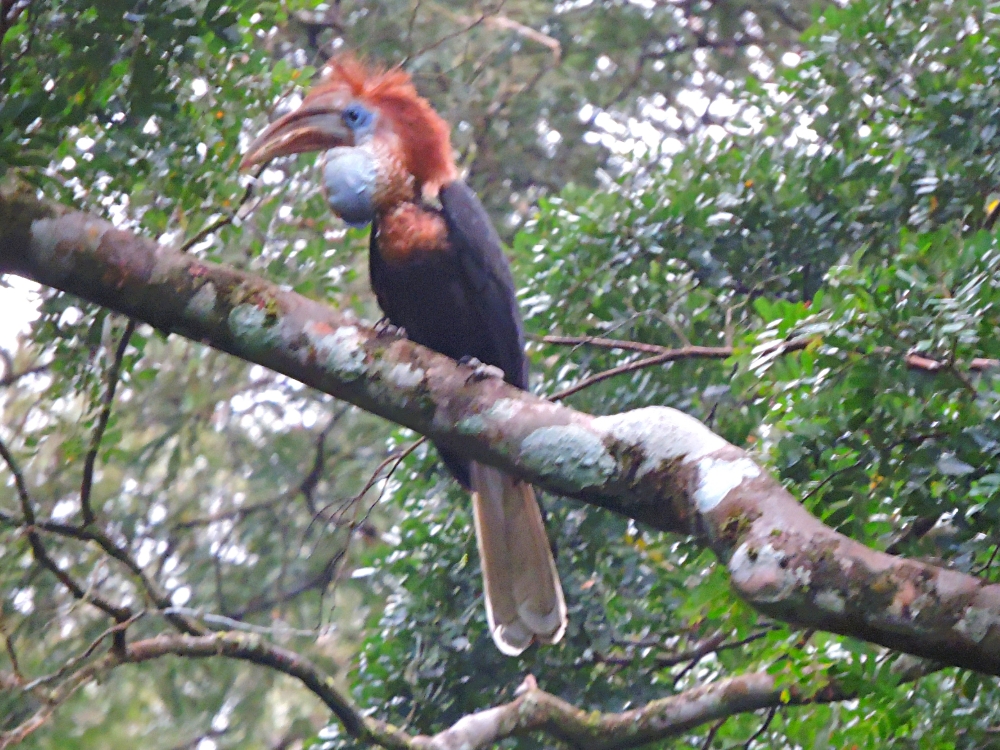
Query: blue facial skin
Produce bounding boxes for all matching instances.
[341,102,377,141]
[321,102,380,227]
[323,147,378,227]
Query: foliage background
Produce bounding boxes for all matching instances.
[2,0,1000,748]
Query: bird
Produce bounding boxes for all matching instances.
[240,56,567,655]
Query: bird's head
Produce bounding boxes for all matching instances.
[241,56,458,200]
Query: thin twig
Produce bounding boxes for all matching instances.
[731,705,778,749]
[701,718,727,750]
[0,644,119,750]
[541,335,997,395]
[551,346,732,401]
[226,550,343,619]
[313,437,426,530]
[974,541,1000,578]
[431,4,560,61]
[402,0,505,66]
[799,458,865,504]
[0,442,134,642]
[300,409,346,514]
[662,630,771,667]
[405,0,424,58]
[32,520,204,635]
[25,531,131,622]
[0,363,48,387]
[80,319,136,525]
[3,630,21,683]
[544,336,816,401]
[172,495,286,528]
[162,606,328,637]
[327,438,425,596]
[0,434,32,523]
[22,611,144,692]
[598,628,772,668]
[178,179,258,253]
[536,334,680,356]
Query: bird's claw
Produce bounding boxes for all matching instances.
[375,318,407,339]
[460,356,505,382]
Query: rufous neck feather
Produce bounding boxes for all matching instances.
[318,56,458,196]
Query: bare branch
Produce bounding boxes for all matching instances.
[0,435,32,523]
[32,519,205,635]
[536,334,689,356]
[550,346,733,400]
[429,4,561,61]
[0,362,48,387]
[177,178,259,254]
[80,318,135,525]
[22,612,144,692]
[226,550,342,619]
[599,628,773,669]
[26,530,132,622]
[0,434,131,622]
[127,632,365,737]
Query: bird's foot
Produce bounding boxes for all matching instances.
[374,317,407,339]
[460,356,505,382]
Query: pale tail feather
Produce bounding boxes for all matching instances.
[470,462,567,656]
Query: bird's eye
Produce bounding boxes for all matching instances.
[342,103,373,130]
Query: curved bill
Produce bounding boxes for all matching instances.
[240,104,353,170]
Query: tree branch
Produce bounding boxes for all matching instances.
[24,630,920,750]
[126,632,365,737]
[537,335,1000,376]
[4,188,1000,676]
[0,362,48,387]
[0,435,132,623]
[80,318,135,525]
[30,519,205,635]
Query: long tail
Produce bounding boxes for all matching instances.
[470,462,567,655]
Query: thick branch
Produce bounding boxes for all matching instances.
[404,671,831,750]
[4,188,1000,676]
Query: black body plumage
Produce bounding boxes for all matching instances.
[369,180,527,488]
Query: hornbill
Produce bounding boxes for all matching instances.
[241,57,567,655]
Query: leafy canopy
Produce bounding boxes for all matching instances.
[2,0,1000,748]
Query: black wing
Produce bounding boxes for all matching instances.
[439,180,529,390]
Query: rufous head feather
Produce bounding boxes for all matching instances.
[313,56,458,194]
